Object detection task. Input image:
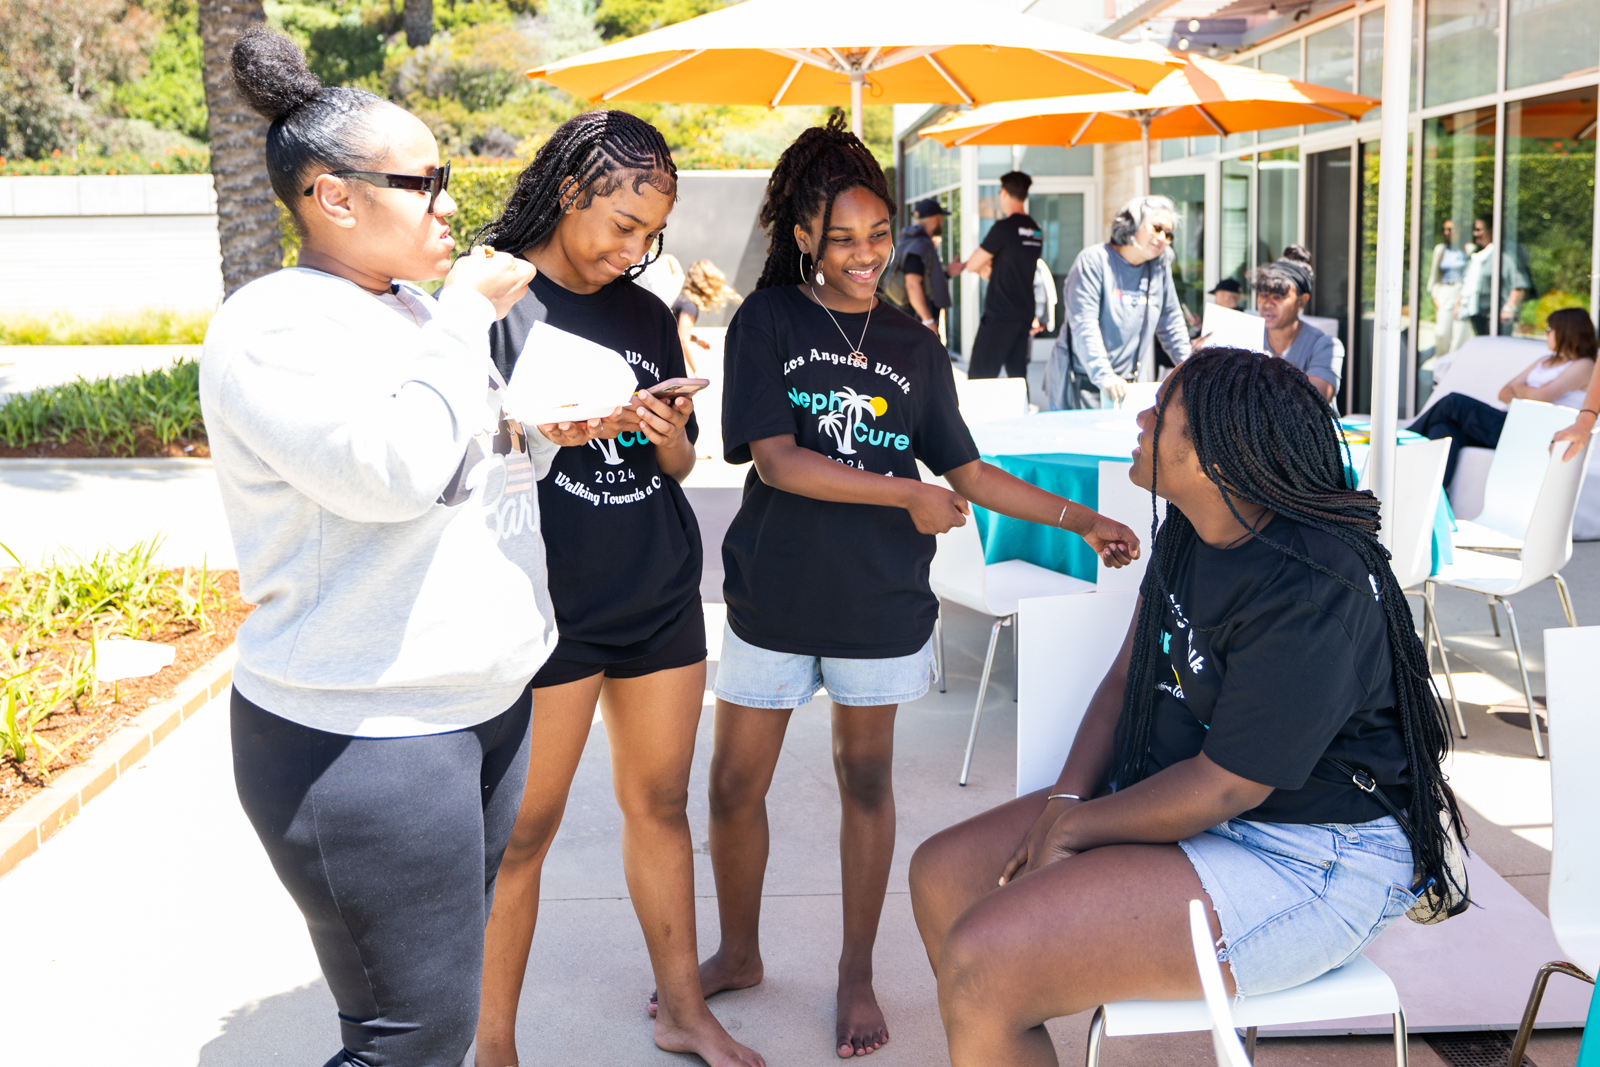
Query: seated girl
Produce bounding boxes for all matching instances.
[1412,306,1597,488]
[908,347,1464,1067]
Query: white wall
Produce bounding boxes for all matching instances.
[0,175,222,317]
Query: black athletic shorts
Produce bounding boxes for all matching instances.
[530,604,707,689]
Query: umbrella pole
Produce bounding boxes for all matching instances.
[1139,112,1152,198]
[1369,0,1414,549]
[850,70,865,139]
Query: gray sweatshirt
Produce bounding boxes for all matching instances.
[200,268,559,737]
[1056,243,1191,388]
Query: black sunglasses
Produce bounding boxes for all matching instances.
[303,161,452,215]
[1150,223,1174,240]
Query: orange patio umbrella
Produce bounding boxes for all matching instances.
[919,53,1378,194]
[525,0,1181,138]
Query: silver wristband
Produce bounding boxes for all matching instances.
[1047,793,1086,803]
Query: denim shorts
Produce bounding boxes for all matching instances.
[712,623,935,709]
[1179,817,1420,996]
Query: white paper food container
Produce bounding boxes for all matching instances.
[502,321,638,426]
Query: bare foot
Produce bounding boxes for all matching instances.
[835,976,889,1058]
[654,1004,766,1067]
[646,947,765,1017]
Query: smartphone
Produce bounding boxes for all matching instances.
[645,377,710,399]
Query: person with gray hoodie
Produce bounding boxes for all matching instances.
[1045,195,1191,409]
[201,31,609,1067]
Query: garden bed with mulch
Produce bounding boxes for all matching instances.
[0,550,249,821]
[0,432,209,460]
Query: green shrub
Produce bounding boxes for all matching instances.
[0,360,205,456]
[0,310,211,345]
[0,146,209,176]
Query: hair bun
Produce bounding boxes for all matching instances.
[1280,244,1313,266]
[231,28,324,123]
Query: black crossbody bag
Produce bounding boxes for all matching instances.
[1320,756,1470,924]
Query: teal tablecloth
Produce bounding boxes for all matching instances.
[974,419,1455,582]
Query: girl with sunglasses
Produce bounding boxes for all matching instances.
[202,30,609,1067]
[471,111,764,1067]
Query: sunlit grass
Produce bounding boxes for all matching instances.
[0,360,204,455]
[0,309,211,346]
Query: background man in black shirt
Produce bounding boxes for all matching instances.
[964,170,1043,389]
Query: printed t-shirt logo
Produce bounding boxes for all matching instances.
[789,386,909,455]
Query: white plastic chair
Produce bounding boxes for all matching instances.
[1452,399,1586,554]
[1086,930,1409,1067]
[955,377,1029,429]
[1427,435,1592,757]
[1189,899,1253,1067]
[1095,460,1164,594]
[1358,438,1468,739]
[1506,624,1600,1067]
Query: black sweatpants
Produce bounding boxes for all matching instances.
[1409,391,1508,488]
[967,313,1033,387]
[231,685,533,1067]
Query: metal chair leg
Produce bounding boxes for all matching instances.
[959,616,1005,786]
[1507,961,1593,1067]
[1554,572,1577,628]
[1422,587,1466,739]
[1083,1006,1106,1067]
[1392,1006,1408,1067]
[935,606,946,693]
[1244,1026,1257,1060]
[1488,595,1501,637]
[1499,597,1545,759]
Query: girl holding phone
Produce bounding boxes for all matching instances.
[472,111,763,1067]
[702,114,1141,1059]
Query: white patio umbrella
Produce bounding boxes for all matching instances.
[524,0,1180,137]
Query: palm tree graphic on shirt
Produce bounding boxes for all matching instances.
[819,387,887,455]
[590,437,624,466]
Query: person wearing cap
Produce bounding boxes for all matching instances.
[895,197,964,335]
[1209,278,1243,310]
[1252,246,1341,401]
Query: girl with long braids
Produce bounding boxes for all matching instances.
[471,110,764,1067]
[908,347,1466,1067]
[705,113,1141,1059]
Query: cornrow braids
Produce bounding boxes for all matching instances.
[1115,348,1466,918]
[755,112,896,290]
[477,109,677,279]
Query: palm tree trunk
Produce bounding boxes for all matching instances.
[404,0,432,47]
[198,0,282,299]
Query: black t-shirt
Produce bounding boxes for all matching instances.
[670,295,698,323]
[980,213,1044,323]
[489,271,702,661]
[1144,515,1410,823]
[902,252,927,276]
[720,286,980,658]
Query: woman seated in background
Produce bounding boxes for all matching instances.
[672,259,741,375]
[1412,306,1597,488]
[908,347,1463,1067]
[1253,245,1341,402]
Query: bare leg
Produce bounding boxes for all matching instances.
[600,664,764,1067]
[831,702,898,1058]
[700,699,794,1002]
[475,674,604,1067]
[911,794,1226,1067]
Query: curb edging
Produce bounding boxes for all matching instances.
[0,644,236,879]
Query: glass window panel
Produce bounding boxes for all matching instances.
[1019,144,1094,175]
[1257,41,1302,144]
[1161,137,1190,162]
[977,146,1012,179]
[1359,9,1385,120]
[1354,134,1414,414]
[1499,86,1597,338]
[1029,192,1086,336]
[1416,108,1492,403]
[1152,174,1207,330]
[1192,135,1219,154]
[1424,0,1500,107]
[1258,147,1301,268]
[1307,19,1356,134]
[1224,130,1257,152]
[1507,0,1600,89]
[1221,157,1254,290]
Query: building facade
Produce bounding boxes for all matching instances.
[896,0,1600,417]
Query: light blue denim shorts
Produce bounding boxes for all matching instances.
[712,623,935,709]
[1179,816,1420,996]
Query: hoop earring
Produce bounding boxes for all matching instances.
[800,250,825,288]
